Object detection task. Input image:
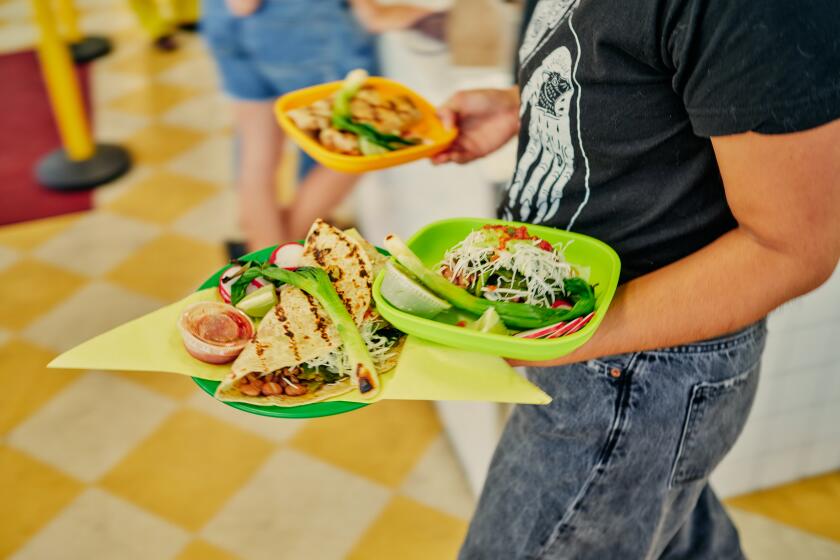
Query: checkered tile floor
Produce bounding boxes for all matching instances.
[1,0,839,558]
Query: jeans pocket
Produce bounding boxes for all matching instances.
[669,364,759,487]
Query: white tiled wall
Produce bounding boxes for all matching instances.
[712,265,840,497]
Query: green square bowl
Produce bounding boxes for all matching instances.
[372,218,621,361]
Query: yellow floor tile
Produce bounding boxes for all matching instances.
[0,213,83,251]
[106,233,225,301]
[99,408,274,531]
[0,445,83,558]
[0,260,86,330]
[111,370,198,400]
[107,45,201,76]
[726,471,840,543]
[0,339,81,435]
[291,400,442,488]
[105,171,218,224]
[175,539,240,560]
[108,83,202,116]
[347,495,468,560]
[123,124,205,165]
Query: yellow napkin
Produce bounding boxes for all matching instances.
[49,289,550,405]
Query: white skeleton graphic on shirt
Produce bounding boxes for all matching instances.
[505,46,576,223]
[519,0,579,66]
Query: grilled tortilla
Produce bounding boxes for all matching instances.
[217,220,394,407]
[301,219,373,325]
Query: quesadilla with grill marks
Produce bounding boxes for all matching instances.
[215,220,403,406]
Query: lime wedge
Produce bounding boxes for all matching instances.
[469,308,508,335]
[380,261,451,318]
[235,284,277,318]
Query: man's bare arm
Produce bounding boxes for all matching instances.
[513,118,840,367]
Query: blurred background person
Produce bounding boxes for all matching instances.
[202,0,437,255]
[128,0,200,51]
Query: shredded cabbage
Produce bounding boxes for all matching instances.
[439,228,579,308]
[303,319,400,378]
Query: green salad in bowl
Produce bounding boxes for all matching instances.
[372,218,619,360]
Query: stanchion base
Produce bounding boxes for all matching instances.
[36,144,131,191]
[70,36,111,63]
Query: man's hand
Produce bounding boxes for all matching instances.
[432,87,520,165]
[349,0,434,33]
[225,0,260,17]
[511,118,840,368]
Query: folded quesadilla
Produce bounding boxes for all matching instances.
[215,220,403,406]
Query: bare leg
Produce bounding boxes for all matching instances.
[282,166,362,240]
[234,100,284,252]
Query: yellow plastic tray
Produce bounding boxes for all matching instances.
[274,76,457,173]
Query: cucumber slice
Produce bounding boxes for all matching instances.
[380,261,451,318]
[235,284,277,318]
[469,308,508,335]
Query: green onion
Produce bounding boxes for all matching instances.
[260,266,380,397]
[384,235,595,330]
[331,69,419,152]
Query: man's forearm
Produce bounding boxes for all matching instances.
[514,226,836,367]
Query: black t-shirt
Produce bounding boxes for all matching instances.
[501,0,840,283]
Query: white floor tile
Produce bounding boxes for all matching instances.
[171,190,240,244]
[94,108,152,142]
[0,327,10,347]
[91,166,154,207]
[166,135,233,186]
[80,8,135,36]
[11,488,189,560]
[0,244,19,272]
[31,211,159,277]
[400,435,475,519]
[0,1,30,19]
[157,55,221,91]
[161,91,233,132]
[21,281,163,353]
[729,507,840,560]
[202,448,390,560]
[8,372,175,482]
[185,391,306,444]
[0,24,35,53]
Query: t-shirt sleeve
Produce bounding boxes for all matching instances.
[666,0,840,136]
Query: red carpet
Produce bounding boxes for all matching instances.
[0,50,93,226]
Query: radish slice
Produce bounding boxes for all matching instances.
[515,323,567,339]
[246,277,270,295]
[547,312,594,338]
[218,265,244,303]
[515,312,595,339]
[270,242,304,269]
[220,266,273,302]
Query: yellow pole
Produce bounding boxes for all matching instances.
[30,0,94,161]
[53,0,83,43]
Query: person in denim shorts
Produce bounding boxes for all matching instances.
[202,0,433,250]
[433,0,840,556]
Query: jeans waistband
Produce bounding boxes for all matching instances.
[647,319,767,355]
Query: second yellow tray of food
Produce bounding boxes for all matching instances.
[274,76,457,173]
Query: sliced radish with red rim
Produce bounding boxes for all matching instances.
[514,312,595,339]
[219,265,272,303]
[246,277,270,295]
[218,265,243,303]
[270,242,305,269]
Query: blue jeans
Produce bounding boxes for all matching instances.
[202,0,378,101]
[460,320,767,560]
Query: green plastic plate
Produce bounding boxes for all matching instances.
[191,244,367,419]
[372,218,621,361]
